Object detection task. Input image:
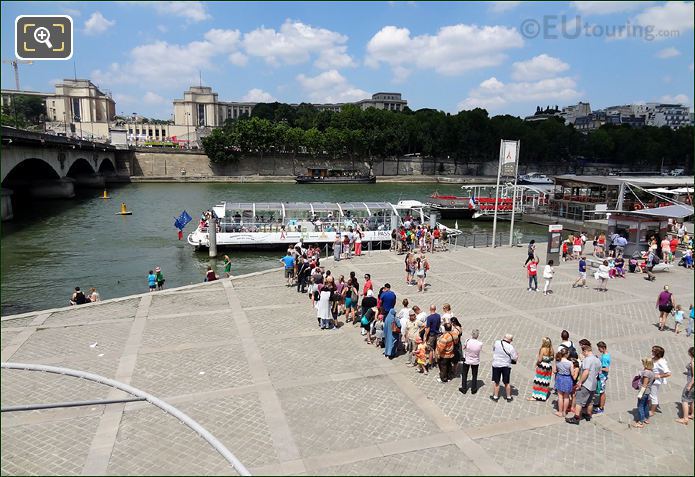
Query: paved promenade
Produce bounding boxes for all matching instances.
[1,245,693,475]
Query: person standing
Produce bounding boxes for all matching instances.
[649,345,671,417]
[317,281,333,330]
[554,349,573,417]
[543,260,555,295]
[631,358,655,429]
[363,273,373,299]
[147,271,156,292]
[644,249,657,281]
[379,283,397,315]
[524,240,536,265]
[333,235,342,261]
[459,329,483,394]
[490,334,518,402]
[354,228,363,256]
[383,308,400,359]
[155,266,165,291]
[572,256,588,288]
[656,286,675,331]
[661,235,672,264]
[528,337,554,402]
[566,344,601,425]
[436,323,456,383]
[223,255,232,278]
[527,256,539,292]
[594,341,611,414]
[297,256,311,293]
[596,260,610,292]
[675,347,694,425]
[281,250,295,286]
[405,310,420,367]
[424,305,441,370]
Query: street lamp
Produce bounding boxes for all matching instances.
[132,112,138,147]
[185,111,191,150]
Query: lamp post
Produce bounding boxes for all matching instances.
[185,111,191,150]
[63,111,68,137]
[132,112,138,148]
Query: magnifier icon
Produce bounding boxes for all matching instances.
[33,27,53,49]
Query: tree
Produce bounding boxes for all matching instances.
[304,128,324,157]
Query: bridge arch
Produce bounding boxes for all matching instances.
[65,157,97,178]
[1,157,62,186]
[97,156,116,173]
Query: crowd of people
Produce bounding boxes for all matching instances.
[281,233,694,428]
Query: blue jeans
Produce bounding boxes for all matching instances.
[528,275,537,290]
[637,394,650,422]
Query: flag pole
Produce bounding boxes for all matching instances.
[491,140,504,248]
[509,140,520,247]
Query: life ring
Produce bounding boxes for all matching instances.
[633,203,643,210]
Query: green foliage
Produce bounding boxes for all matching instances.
[202,103,693,170]
[1,94,44,127]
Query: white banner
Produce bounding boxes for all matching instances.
[499,140,519,177]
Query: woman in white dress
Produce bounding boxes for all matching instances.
[318,280,334,330]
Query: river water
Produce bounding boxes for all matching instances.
[1,183,548,315]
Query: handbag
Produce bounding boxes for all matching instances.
[361,315,369,326]
[500,340,517,365]
[391,320,400,334]
[632,374,642,390]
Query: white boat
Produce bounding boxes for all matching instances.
[187,200,457,249]
[518,172,554,185]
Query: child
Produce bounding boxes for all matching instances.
[307,277,318,308]
[688,305,694,338]
[568,358,580,413]
[673,304,684,334]
[595,341,611,414]
[543,260,554,295]
[685,247,693,269]
[155,266,165,291]
[374,315,385,348]
[147,270,156,292]
[414,337,428,374]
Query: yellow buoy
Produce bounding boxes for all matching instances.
[102,190,111,199]
[116,202,133,215]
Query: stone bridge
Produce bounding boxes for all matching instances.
[1,127,120,220]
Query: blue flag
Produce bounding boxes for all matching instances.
[174,210,193,230]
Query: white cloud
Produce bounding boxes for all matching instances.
[241,88,277,102]
[365,23,523,80]
[229,52,248,66]
[91,29,241,88]
[243,20,355,69]
[296,70,369,103]
[511,54,570,81]
[458,76,580,112]
[659,94,690,105]
[155,1,210,21]
[656,47,681,58]
[63,7,81,17]
[571,1,652,15]
[634,2,694,37]
[84,12,115,35]
[48,78,61,86]
[113,93,137,106]
[157,24,168,33]
[143,91,166,104]
[489,1,521,13]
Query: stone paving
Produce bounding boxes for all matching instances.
[1,244,693,475]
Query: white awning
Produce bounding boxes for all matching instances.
[600,204,694,219]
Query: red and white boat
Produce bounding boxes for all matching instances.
[427,183,549,219]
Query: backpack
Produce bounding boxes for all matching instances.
[632,374,642,390]
[560,341,579,360]
[652,254,660,265]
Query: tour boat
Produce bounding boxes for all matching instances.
[295,168,376,184]
[187,200,456,249]
[427,184,548,219]
[517,172,554,185]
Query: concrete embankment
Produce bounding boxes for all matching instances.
[128,174,498,184]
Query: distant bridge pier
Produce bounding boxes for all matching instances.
[72,174,106,189]
[28,178,76,199]
[1,189,13,221]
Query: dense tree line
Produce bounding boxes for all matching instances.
[1,94,45,129]
[202,103,693,173]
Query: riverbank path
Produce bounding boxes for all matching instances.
[1,245,693,475]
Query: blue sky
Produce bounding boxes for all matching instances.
[2,1,693,119]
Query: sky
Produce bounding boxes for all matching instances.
[1,1,693,119]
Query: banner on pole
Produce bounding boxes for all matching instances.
[499,140,519,177]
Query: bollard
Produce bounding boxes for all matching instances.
[209,218,217,258]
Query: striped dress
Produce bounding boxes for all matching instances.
[531,355,553,401]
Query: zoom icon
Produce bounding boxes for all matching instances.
[15,15,73,60]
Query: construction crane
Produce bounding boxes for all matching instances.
[2,59,33,90]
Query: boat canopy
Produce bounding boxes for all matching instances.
[218,201,406,219]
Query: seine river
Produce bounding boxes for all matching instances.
[1,182,549,315]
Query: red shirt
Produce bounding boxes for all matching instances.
[573,237,582,246]
[670,238,679,253]
[363,279,373,296]
[527,261,538,276]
